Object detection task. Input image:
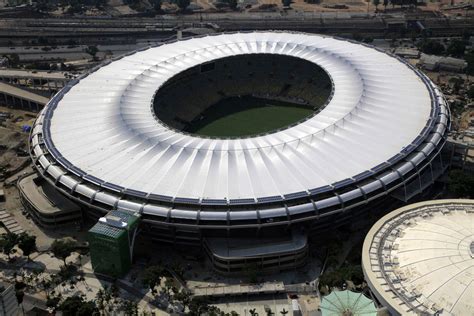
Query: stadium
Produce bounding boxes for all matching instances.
[28,32,450,274]
[362,199,474,315]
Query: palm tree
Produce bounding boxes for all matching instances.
[373,0,380,11]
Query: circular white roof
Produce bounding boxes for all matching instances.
[44,32,433,201]
[362,200,474,316]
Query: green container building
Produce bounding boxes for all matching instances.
[88,210,140,277]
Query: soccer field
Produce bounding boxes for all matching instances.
[185,96,315,137]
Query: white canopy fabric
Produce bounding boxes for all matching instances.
[43,32,434,201]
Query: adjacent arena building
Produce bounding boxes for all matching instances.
[28,32,450,274]
[362,199,474,316]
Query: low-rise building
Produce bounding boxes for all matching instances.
[393,47,420,59]
[419,54,468,72]
[448,127,474,171]
[18,174,82,228]
[204,231,308,275]
[88,210,140,277]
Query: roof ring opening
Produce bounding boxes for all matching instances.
[152,53,333,139]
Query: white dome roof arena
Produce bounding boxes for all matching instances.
[30,32,449,239]
[362,200,474,316]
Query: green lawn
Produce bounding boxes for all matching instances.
[185,96,314,137]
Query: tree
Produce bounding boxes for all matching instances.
[373,0,380,10]
[163,277,174,299]
[244,263,259,284]
[0,232,18,259]
[467,85,474,99]
[227,0,237,9]
[36,0,55,11]
[120,299,138,316]
[17,233,36,260]
[15,290,25,314]
[446,40,467,58]
[174,290,191,309]
[58,296,98,316]
[46,294,61,310]
[465,51,474,76]
[95,286,115,312]
[63,0,85,14]
[5,53,20,67]
[51,239,76,266]
[188,297,211,315]
[448,170,474,198]
[142,265,164,293]
[175,0,190,11]
[352,33,363,42]
[150,0,162,11]
[383,0,388,10]
[85,45,99,60]
[76,300,98,316]
[318,264,365,291]
[95,288,105,312]
[419,39,445,55]
[93,0,106,9]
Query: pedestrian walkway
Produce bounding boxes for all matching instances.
[193,281,285,297]
[0,209,24,234]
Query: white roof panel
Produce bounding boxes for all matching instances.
[44,33,434,201]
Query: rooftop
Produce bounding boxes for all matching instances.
[206,231,307,259]
[18,174,80,214]
[362,199,474,316]
[320,290,377,316]
[89,209,139,238]
[43,32,435,201]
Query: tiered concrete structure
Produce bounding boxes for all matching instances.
[18,174,81,228]
[29,32,450,273]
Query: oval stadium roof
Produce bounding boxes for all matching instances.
[37,32,438,202]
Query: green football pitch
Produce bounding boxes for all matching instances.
[185,96,315,138]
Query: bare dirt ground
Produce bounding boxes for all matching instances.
[0,105,77,250]
[459,109,474,131]
[196,0,216,11]
[0,105,34,183]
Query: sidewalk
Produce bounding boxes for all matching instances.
[0,209,25,234]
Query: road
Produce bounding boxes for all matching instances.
[0,11,472,41]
